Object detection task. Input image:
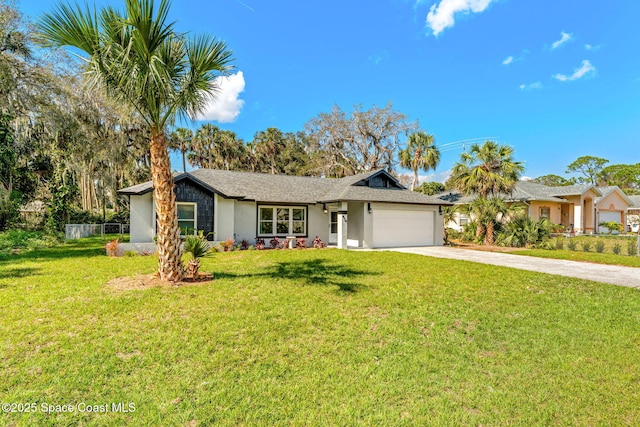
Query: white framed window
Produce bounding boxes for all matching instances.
[258,206,307,236]
[177,202,197,235]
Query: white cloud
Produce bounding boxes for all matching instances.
[426,0,493,36]
[553,60,596,82]
[519,82,543,91]
[419,170,452,184]
[195,71,245,122]
[551,31,573,49]
[502,56,513,65]
[585,43,602,51]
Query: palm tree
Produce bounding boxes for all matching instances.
[470,197,509,246]
[169,128,193,173]
[451,141,524,198]
[38,0,233,281]
[183,234,211,279]
[190,124,219,169]
[254,127,284,174]
[451,141,524,245]
[399,131,440,191]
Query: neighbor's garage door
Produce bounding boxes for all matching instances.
[372,205,434,248]
[599,211,622,232]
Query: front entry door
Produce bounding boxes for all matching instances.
[329,211,338,244]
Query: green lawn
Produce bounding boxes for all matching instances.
[509,235,640,267]
[2,240,640,425]
[510,248,640,268]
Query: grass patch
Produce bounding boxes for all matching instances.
[509,235,640,267]
[1,240,640,425]
[509,249,640,268]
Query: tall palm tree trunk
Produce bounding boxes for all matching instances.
[484,221,495,246]
[150,132,183,281]
[412,167,418,191]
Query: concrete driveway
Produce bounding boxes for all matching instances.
[385,246,640,289]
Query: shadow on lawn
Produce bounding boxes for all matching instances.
[216,258,375,292]
[1,241,105,263]
[0,266,42,281]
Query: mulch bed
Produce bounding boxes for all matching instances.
[449,240,528,253]
[106,272,214,290]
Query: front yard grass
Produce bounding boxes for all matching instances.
[508,235,640,267]
[509,248,640,267]
[2,240,640,425]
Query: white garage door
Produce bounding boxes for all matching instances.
[599,211,622,232]
[372,207,434,248]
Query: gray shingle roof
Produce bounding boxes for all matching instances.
[118,169,449,206]
[627,195,640,208]
[435,181,603,204]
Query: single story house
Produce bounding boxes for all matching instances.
[118,169,450,249]
[438,181,632,234]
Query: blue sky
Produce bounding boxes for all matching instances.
[18,0,640,183]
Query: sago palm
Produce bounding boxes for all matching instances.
[38,0,233,281]
[399,131,440,191]
[183,235,211,279]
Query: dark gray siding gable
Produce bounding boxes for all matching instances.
[175,180,215,237]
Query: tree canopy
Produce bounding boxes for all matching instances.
[305,103,418,177]
[451,141,524,198]
[399,131,440,191]
[566,156,608,185]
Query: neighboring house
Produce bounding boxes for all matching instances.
[627,195,640,233]
[118,169,450,249]
[594,186,633,233]
[437,181,632,234]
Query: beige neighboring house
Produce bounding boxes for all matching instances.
[627,195,640,233]
[438,181,632,234]
[594,186,633,233]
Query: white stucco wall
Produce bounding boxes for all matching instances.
[347,202,365,247]
[233,201,257,243]
[307,204,329,245]
[129,193,154,243]
[214,194,235,242]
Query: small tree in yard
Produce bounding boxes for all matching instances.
[183,235,211,279]
[38,0,234,281]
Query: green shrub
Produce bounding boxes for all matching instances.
[554,238,564,250]
[628,241,639,256]
[124,251,138,257]
[595,240,605,253]
[599,221,623,234]
[461,220,482,244]
[581,242,592,252]
[567,239,577,251]
[496,216,553,248]
[612,243,622,255]
[0,230,56,252]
